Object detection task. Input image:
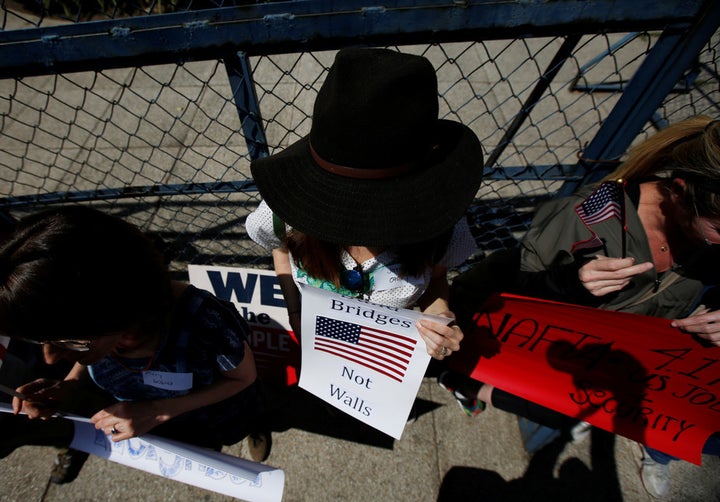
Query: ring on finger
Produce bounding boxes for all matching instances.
[111,426,118,435]
[438,346,449,357]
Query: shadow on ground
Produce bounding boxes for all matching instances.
[438,428,623,502]
[258,381,442,450]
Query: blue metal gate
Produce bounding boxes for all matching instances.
[1,0,718,270]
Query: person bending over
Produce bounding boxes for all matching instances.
[0,206,269,483]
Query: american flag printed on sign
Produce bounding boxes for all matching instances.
[572,181,625,253]
[314,316,416,382]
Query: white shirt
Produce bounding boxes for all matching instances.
[246,200,477,308]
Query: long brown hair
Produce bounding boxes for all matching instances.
[285,229,452,288]
[602,115,720,217]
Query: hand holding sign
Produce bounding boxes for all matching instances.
[416,310,462,359]
[672,308,720,347]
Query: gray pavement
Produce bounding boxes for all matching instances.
[1,371,719,501]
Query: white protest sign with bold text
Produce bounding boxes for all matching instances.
[0,404,284,501]
[188,264,301,385]
[298,286,441,439]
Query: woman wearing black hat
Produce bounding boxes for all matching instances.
[246,48,484,360]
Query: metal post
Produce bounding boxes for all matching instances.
[224,51,270,162]
[560,0,720,196]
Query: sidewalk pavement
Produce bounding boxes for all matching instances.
[1,365,719,502]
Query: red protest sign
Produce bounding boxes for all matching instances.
[450,293,720,465]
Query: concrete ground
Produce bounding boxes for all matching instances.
[1,366,719,502]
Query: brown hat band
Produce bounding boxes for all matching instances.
[309,143,416,180]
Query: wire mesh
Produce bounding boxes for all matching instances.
[1,10,719,276]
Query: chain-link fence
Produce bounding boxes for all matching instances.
[1,1,719,277]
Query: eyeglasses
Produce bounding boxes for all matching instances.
[18,338,93,352]
[341,264,366,295]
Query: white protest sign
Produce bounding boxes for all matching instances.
[0,404,284,501]
[188,264,301,385]
[298,286,443,439]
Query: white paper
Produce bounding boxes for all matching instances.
[142,370,193,391]
[297,286,444,439]
[0,404,284,501]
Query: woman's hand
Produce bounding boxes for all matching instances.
[416,311,462,360]
[672,308,720,346]
[91,344,257,442]
[578,256,654,297]
[91,401,168,442]
[12,378,76,419]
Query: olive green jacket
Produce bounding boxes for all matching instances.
[451,183,718,327]
[519,183,714,318]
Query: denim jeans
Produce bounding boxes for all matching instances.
[646,433,720,465]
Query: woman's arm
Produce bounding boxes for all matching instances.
[415,265,463,359]
[91,342,258,441]
[516,193,631,304]
[671,308,720,346]
[273,247,302,336]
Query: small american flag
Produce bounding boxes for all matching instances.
[314,316,416,382]
[572,181,626,253]
[575,181,623,225]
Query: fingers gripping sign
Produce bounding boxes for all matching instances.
[672,309,720,346]
[416,311,462,360]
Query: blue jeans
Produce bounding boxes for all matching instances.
[646,433,720,465]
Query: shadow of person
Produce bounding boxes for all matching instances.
[256,381,442,450]
[545,339,649,447]
[438,427,622,502]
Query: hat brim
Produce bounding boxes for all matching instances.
[250,120,483,247]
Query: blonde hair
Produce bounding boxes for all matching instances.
[602,115,720,217]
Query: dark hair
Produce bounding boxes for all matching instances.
[0,206,171,342]
[285,229,452,288]
[603,115,720,217]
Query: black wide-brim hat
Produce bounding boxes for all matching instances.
[251,48,484,247]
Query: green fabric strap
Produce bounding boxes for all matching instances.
[272,213,286,243]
